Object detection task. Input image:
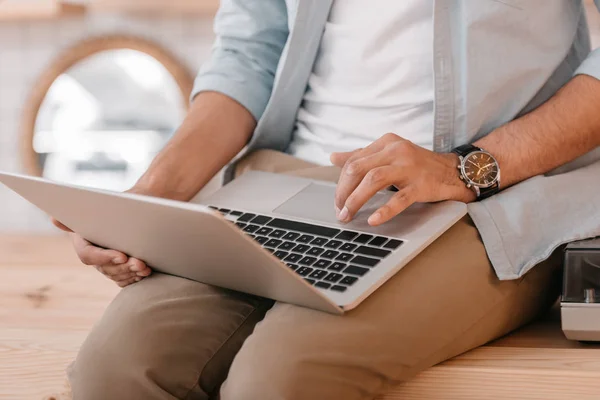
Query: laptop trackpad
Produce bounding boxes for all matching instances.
[273,183,392,229]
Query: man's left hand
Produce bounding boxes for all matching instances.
[330,133,475,226]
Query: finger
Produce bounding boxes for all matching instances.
[101,258,151,277]
[330,132,399,167]
[368,187,416,226]
[330,149,362,168]
[107,271,138,282]
[72,235,127,266]
[117,276,142,288]
[334,150,393,213]
[340,166,399,223]
[51,218,73,232]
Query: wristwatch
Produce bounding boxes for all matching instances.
[451,144,500,200]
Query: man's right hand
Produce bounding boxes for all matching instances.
[52,218,152,287]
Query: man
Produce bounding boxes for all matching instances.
[61,1,600,399]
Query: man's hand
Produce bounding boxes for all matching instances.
[49,92,256,288]
[330,133,475,226]
[52,218,152,287]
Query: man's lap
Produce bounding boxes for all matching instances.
[68,150,562,400]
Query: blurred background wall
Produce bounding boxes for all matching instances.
[0,8,215,232]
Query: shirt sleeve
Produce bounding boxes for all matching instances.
[575,0,600,80]
[469,0,600,280]
[191,0,289,121]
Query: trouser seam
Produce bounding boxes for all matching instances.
[182,300,269,400]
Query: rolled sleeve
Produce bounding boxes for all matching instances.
[575,48,600,81]
[191,0,289,121]
[468,157,600,280]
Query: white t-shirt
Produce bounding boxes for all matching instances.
[288,0,435,165]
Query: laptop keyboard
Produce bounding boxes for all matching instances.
[210,206,403,293]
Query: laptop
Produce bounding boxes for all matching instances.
[0,170,466,314]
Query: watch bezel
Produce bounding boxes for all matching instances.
[459,150,500,189]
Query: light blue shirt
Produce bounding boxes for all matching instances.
[192,0,600,280]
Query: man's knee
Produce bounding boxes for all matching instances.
[69,275,216,399]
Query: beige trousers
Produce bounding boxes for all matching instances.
[68,150,563,400]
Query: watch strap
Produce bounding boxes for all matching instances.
[478,181,499,200]
[451,144,482,157]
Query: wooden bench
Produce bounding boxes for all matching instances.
[0,235,599,399]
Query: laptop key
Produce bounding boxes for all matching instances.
[238,213,256,222]
[283,232,301,241]
[287,263,299,271]
[322,250,339,259]
[230,211,243,217]
[315,281,331,289]
[307,247,325,257]
[250,215,272,225]
[328,262,346,272]
[353,234,373,244]
[325,240,343,249]
[354,246,391,258]
[299,256,318,266]
[279,241,296,251]
[368,236,388,247]
[208,205,218,210]
[336,253,354,262]
[310,237,328,246]
[340,276,358,286]
[243,224,260,233]
[265,239,283,248]
[305,278,316,285]
[336,231,359,241]
[292,244,311,254]
[256,227,273,236]
[340,243,358,252]
[274,251,289,260]
[344,265,370,276]
[269,230,286,238]
[351,255,380,267]
[283,253,303,263]
[309,269,328,279]
[255,236,269,245]
[296,267,313,276]
[235,222,247,229]
[331,285,347,292]
[297,235,315,244]
[267,218,341,238]
[314,259,332,269]
[219,208,231,214]
[324,273,343,283]
[383,239,403,250]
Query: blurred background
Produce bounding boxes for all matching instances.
[0,0,599,233]
[0,0,217,232]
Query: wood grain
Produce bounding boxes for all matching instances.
[0,235,599,399]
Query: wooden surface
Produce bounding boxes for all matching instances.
[0,235,599,399]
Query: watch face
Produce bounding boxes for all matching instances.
[461,151,499,188]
